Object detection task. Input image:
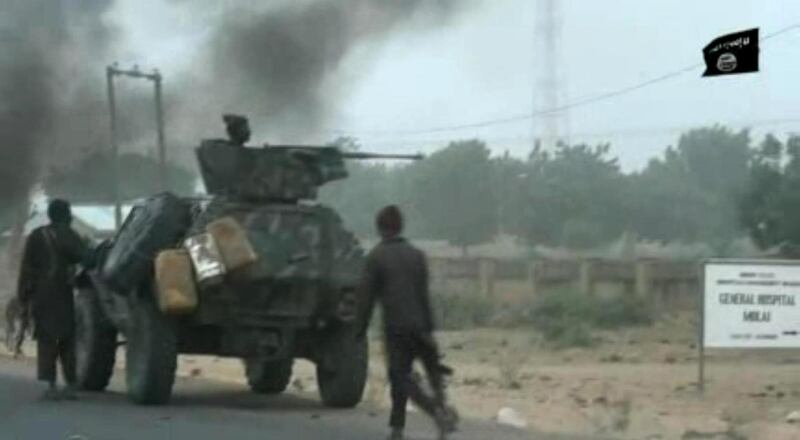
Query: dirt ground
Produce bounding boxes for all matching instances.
[170,313,800,440]
[6,312,800,439]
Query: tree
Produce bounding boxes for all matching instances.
[677,126,750,198]
[318,137,400,238]
[627,126,750,249]
[402,140,497,253]
[492,151,528,236]
[510,142,627,248]
[740,134,800,250]
[628,147,715,243]
[319,162,398,238]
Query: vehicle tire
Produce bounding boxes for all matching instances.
[316,325,368,408]
[244,358,293,394]
[125,289,177,405]
[75,287,117,391]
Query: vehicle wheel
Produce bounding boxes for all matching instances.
[125,289,177,405]
[316,325,368,408]
[75,287,117,391]
[244,358,293,394]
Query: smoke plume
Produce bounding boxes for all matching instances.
[176,0,461,143]
[0,0,465,213]
[0,0,119,213]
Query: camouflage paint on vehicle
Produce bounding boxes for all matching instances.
[186,198,364,329]
[196,141,348,201]
[79,118,420,405]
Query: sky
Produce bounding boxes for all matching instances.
[110,0,800,171]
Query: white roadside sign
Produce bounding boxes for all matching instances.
[704,260,800,348]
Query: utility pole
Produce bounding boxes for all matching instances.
[106,65,121,230]
[106,63,167,230]
[153,72,166,191]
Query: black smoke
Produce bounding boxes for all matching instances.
[0,1,61,210]
[0,0,118,216]
[180,0,461,143]
[0,0,466,216]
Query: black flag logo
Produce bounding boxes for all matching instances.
[703,28,759,76]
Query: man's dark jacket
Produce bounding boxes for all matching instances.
[360,236,434,334]
[17,224,89,340]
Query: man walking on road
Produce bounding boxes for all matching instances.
[359,205,458,440]
[17,199,91,400]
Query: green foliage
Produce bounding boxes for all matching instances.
[591,295,654,329]
[526,290,594,347]
[629,126,750,246]
[511,143,627,248]
[320,161,396,238]
[678,126,750,196]
[319,126,764,252]
[372,289,651,342]
[549,322,594,349]
[431,293,495,330]
[527,290,652,348]
[44,151,195,203]
[319,137,399,238]
[561,219,606,249]
[740,134,800,250]
[321,138,498,247]
[492,152,528,235]
[402,140,498,250]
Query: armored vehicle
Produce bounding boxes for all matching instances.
[75,117,421,406]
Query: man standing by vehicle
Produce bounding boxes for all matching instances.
[17,199,91,400]
[359,205,457,440]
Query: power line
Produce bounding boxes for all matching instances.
[329,23,800,138]
[361,117,800,151]
[762,23,800,42]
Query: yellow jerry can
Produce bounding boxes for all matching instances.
[154,249,198,315]
[206,216,259,271]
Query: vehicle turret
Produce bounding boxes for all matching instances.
[197,122,422,202]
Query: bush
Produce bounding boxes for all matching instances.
[526,291,593,347]
[432,293,495,330]
[527,290,652,347]
[364,292,495,333]
[592,294,653,329]
[367,289,652,341]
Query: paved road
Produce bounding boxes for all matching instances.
[0,356,597,440]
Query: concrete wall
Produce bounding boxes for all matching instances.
[430,257,700,311]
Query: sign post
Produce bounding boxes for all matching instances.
[698,263,706,393]
[700,259,800,391]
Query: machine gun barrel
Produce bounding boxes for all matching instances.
[340,152,424,160]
